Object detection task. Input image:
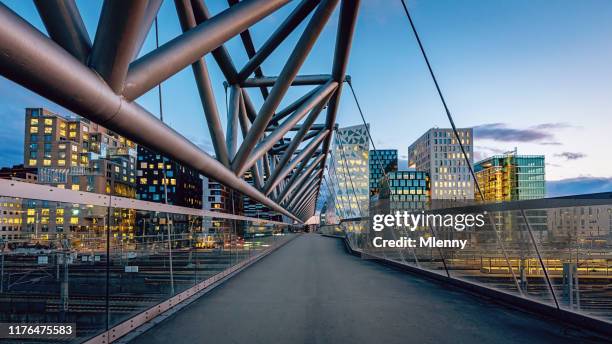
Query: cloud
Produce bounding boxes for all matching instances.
[474,122,572,144]
[547,177,612,197]
[554,152,586,160]
[540,141,562,146]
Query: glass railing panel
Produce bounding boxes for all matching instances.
[528,205,612,322]
[0,197,109,342]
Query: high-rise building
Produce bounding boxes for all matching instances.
[243,170,281,224]
[328,124,369,218]
[136,146,203,209]
[408,128,474,200]
[474,150,545,201]
[369,149,398,198]
[21,108,137,239]
[203,178,243,236]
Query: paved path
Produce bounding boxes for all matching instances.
[132,234,600,344]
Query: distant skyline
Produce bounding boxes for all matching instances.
[1,0,612,196]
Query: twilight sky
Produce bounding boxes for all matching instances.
[1,0,612,195]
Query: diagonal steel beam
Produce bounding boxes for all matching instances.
[124,0,290,100]
[33,0,91,64]
[288,172,320,210]
[0,4,300,223]
[270,85,322,125]
[263,93,333,193]
[133,0,163,60]
[226,85,241,160]
[317,0,361,203]
[277,154,324,204]
[175,0,230,167]
[238,94,265,190]
[237,0,321,81]
[231,0,339,176]
[91,0,148,93]
[227,0,270,98]
[191,0,239,83]
[237,80,336,176]
[264,129,328,194]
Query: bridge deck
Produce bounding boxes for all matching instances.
[132,234,597,344]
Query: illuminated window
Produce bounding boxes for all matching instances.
[70,217,79,224]
[69,123,77,129]
[28,159,37,166]
[59,129,66,136]
[44,118,52,125]
[71,184,80,191]
[41,217,49,224]
[30,126,38,133]
[30,118,38,125]
[69,131,76,138]
[140,162,147,168]
[58,159,66,166]
[27,209,35,216]
[27,217,35,224]
[43,159,51,166]
[56,217,64,224]
[140,178,147,184]
[57,184,65,189]
[71,145,77,152]
[56,209,64,216]
[41,208,49,216]
[158,162,164,169]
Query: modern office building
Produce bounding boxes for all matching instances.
[408,127,474,200]
[379,170,430,210]
[474,150,545,201]
[328,124,370,218]
[136,146,203,209]
[242,170,281,236]
[21,108,137,241]
[369,149,398,198]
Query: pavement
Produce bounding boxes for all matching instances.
[131,233,602,344]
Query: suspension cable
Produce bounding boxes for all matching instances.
[398,0,524,295]
[398,0,483,201]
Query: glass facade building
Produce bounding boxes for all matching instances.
[369,149,398,198]
[327,124,369,218]
[474,152,545,201]
[380,171,430,210]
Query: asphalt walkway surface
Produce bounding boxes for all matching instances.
[131,234,601,344]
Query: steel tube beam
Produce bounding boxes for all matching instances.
[266,123,326,132]
[237,0,321,81]
[277,154,324,204]
[175,0,230,167]
[0,4,300,222]
[268,97,331,196]
[288,173,319,210]
[270,84,322,125]
[318,0,360,200]
[133,0,163,60]
[271,130,319,153]
[33,0,91,64]
[241,74,332,87]
[264,94,332,194]
[124,0,289,100]
[238,95,264,190]
[295,190,317,215]
[191,0,239,83]
[238,80,336,176]
[227,0,270,98]
[231,0,339,176]
[227,85,241,159]
[295,192,316,217]
[264,130,328,194]
[91,0,148,93]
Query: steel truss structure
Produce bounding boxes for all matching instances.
[0,0,360,223]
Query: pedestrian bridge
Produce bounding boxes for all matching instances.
[127,234,600,344]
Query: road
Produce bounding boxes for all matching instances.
[132,234,601,344]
